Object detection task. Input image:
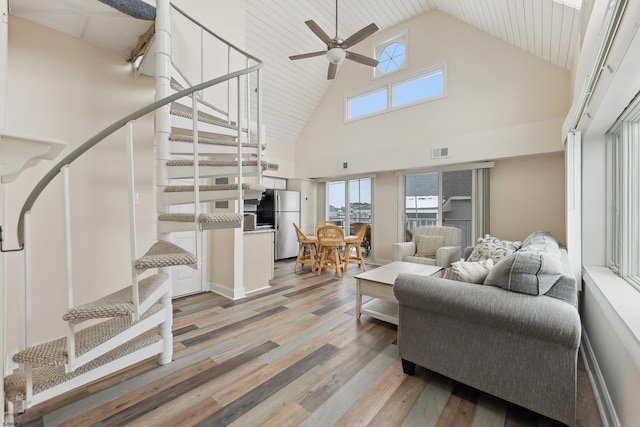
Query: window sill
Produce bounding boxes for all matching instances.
[582,265,640,369]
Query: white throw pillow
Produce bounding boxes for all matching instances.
[444,259,494,284]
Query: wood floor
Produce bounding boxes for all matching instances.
[14,260,603,427]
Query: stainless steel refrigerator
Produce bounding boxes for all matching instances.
[257,189,301,260]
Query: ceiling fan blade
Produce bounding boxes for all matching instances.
[345,51,379,67]
[327,62,338,80]
[289,51,327,61]
[342,23,379,48]
[305,20,333,45]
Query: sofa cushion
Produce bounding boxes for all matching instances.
[403,255,437,266]
[467,234,522,263]
[483,250,563,295]
[444,259,494,284]
[416,235,445,258]
[522,230,559,248]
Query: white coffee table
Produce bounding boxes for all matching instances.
[355,261,443,325]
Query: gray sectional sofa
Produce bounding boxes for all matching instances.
[393,231,581,426]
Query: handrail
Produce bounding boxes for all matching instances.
[169,3,262,66]
[15,63,262,247]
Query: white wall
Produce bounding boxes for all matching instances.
[170,0,246,122]
[490,153,566,243]
[4,17,157,350]
[172,0,244,47]
[372,171,400,262]
[295,10,570,179]
[262,135,295,179]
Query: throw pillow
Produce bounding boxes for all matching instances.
[444,259,494,284]
[483,250,562,295]
[522,230,559,248]
[416,235,445,258]
[467,234,522,263]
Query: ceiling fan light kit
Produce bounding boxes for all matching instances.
[327,47,346,64]
[289,0,379,80]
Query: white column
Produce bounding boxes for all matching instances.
[155,0,173,366]
[0,0,7,419]
[566,131,582,287]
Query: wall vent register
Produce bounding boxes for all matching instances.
[432,147,449,159]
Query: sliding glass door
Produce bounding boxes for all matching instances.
[404,170,473,250]
[328,181,346,227]
[327,177,372,247]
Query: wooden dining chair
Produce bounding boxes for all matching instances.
[343,223,368,271]
[316,220,335,228]
[315,220,335,254]
[293,223,318,272]
[316,225,344,277]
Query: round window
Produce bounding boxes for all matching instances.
[378,42,405,73]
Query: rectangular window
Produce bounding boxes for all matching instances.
[392,72,443,108]
[607,115,640,290]
[349,88,388,119]
[346,64,446,121]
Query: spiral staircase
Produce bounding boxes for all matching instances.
[2,0,270,416]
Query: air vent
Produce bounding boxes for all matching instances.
[432,147,449,159]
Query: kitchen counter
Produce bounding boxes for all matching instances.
[243,228,274,235]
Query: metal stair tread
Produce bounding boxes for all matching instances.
[4,332,161,403]
[157,212,243,223]
[12,305,163,368]
[168,134,264,149]
[62,273,169,322]
[163,183,267,193]
[134,241,197,270]
[170,109,240,131]
[166,159,265,167]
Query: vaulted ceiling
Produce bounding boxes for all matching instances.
[8,0,584,144]
[245,0,583,143]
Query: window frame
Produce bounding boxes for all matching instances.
[373,31,408,79]
[606,105,640,291]
[325,176,374,238]
[397,162,493,247]
[345,63,447,122]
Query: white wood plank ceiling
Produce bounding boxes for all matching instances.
[246,0,583,142]
[8,0,583,144]
[8,0,152,55]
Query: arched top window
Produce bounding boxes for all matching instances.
[373,31,408,79]
[378,42,405,73]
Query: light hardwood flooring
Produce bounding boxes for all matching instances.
[14,260,603,427]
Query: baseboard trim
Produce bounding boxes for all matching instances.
[208,281,245,300]
[581,330,620,427]
[245,285,270,296]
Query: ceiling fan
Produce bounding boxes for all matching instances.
[289,0,380,80]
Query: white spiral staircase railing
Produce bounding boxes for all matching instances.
[1,0,266,415]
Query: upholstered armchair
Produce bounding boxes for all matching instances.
[393,226,462,268]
